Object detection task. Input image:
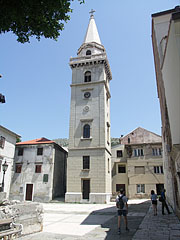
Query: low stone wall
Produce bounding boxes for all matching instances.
[0,201,43,236]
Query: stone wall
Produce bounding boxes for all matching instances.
[0,201,43,236]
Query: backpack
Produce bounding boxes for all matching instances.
[117,195,124,209]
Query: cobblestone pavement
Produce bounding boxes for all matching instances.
[18,199,180,240]
[132,201,180,240]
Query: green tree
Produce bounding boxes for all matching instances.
[16,137,21,143]
[0,0,84,43]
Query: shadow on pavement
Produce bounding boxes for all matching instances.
[81,200,151,240]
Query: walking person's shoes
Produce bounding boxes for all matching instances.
[118,228,121,235]
[168,212,172,214]
[126,227,130,232]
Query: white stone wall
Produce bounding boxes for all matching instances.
[162,21,180,145]
[0,127,18,198]
[10,144,55,202]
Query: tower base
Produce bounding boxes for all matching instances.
[65,192,111,203]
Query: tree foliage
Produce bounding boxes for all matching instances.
[0,0,84,43]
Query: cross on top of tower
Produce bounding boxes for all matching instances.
[89,9,95,17]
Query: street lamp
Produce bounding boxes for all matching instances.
[2,161,8,192]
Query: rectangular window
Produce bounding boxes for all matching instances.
[35,165,42,173]
[0,136,5,149]
[154,166,163,174]
[117,150,123,158]
[152,148,162,156]
[37,148,43,156]
[83,156,90,169]
[18,148,24,156]
[137,184,145,193]
[135,166,145,174]
[134,149,137,157]
[133,148,143,157]
[15,164,22,173]
[107,125,110,144]
[118,165,126,173]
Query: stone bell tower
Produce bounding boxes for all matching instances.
[65,10,112,203]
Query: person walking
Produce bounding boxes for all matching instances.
[116,189,129,234]
[161,189,171,215]
[151,190,157,215]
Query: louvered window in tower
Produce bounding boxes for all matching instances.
[84,71,91,82]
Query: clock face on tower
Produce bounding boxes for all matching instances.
[84,92,91,98]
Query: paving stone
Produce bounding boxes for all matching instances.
[18,200,180,240]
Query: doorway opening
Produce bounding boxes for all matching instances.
[25,184,33,201]
[156,184,164,195]
[82,179,90,200]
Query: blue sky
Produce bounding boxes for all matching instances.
[0,0,179,141]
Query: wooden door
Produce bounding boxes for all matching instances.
[82,180,90,199]
[25,184,33,201]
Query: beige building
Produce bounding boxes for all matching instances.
[112,127,164,199]
[65,11,112,203]
[152,6,180,217]
[10,138,67,202]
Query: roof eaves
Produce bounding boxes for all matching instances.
[0,125,21,138]
[152,8,176,18]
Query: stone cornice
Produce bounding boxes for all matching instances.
[69,53,112,81]
[70,80,111,98]
[68,146,112,156]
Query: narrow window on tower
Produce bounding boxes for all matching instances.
[83,156,90,169]
[83,124,90,138]
[84,71,91,82]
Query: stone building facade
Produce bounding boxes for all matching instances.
[0,125,20,198]
[152,6,180,217]
[10,138,67,202]
[111,127,164,198]
[65,11,112,203]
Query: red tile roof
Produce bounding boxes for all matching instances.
[16,137,55,145]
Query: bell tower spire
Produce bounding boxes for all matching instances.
[83,9,101,45]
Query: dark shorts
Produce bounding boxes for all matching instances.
[152,200,157,205]
[118,209,127,216]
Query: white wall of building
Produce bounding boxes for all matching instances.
[0,126,19,198]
